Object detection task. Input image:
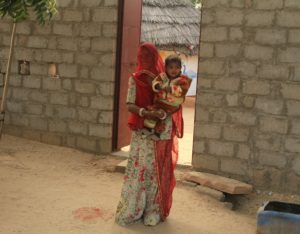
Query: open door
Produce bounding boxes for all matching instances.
[113,0,142,151]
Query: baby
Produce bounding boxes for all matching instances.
[143,54,192,139]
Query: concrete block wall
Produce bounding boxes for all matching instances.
[0,0,118,153]
[194,0,300,192]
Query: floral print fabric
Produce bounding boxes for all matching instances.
[115,77,173,225]
[115,132,160,226]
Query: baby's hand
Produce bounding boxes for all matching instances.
[164,86,172,93]
[154,83,163,91]
[157,84,164,90]
[145,110,165,120]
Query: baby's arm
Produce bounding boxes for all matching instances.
[152,75,164,92]
[170,76,192,97]
[170,84,182,97]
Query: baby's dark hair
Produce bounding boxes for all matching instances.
[165,54,182,68]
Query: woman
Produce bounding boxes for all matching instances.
[115,42,183,226]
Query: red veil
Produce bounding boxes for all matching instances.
[155,110,183,220]
[127,42,184,220]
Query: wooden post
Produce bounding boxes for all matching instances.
[0,22,17,139]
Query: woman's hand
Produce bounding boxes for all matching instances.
[127,104,167,119]
[144,109,166,120]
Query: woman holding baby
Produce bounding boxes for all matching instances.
[115,42,191,226]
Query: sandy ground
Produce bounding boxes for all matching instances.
[178,97,195,165]
[1,135,300,234]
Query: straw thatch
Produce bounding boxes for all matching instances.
[141,0,201,54]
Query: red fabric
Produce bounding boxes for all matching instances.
[172,105,184,139]
[128,42,164,130]
[150,105,183,223]
[137,42,165,76]
[154,108,183,220]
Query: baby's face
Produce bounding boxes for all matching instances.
[166,63,181,79]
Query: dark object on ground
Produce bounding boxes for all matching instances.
[257,201,300,234]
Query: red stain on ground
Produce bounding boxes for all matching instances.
[73,207,113,222]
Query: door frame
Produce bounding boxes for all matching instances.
[112,0,124,151]
[112,0,142,151]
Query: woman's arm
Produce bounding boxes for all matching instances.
[127,103,166,119]
[127,103,141,115]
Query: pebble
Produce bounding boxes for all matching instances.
[222,202,234,210]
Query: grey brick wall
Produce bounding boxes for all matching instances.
[0,0,118,153]
[194,0,300,193]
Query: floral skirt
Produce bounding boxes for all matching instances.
[115,131,161,226]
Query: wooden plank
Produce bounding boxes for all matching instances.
[184,171,253,195]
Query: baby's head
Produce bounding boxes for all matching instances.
[165,55,182,79]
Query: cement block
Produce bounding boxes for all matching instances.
[201,26,227,42]
[244,45,273,60]
[92,8,117,22]
[243,80,270,95]
[253,0,283,9]
[259,116,288,134]
[192,154,219,171]
[220,158,248,176]
[197,93,224,107]
[277,11,300,27]
[259,151,287,169]
[194,124,221,139]
[223,126,249,142]
[285,137,300,153]
[229,111,257,126]
[208,140,234,157]
[255,97,283,115]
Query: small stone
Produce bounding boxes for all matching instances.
[105,166,116,173]
[115,160,127,173]
[222,202,234,210]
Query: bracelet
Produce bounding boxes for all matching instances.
[159,110,167,120]
[139,108,145,117]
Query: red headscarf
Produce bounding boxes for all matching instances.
[136,42,165,76]
[128,42,164,130]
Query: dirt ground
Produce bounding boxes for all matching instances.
[1,135,300,234]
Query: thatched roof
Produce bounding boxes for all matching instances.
[141,0,201,55]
